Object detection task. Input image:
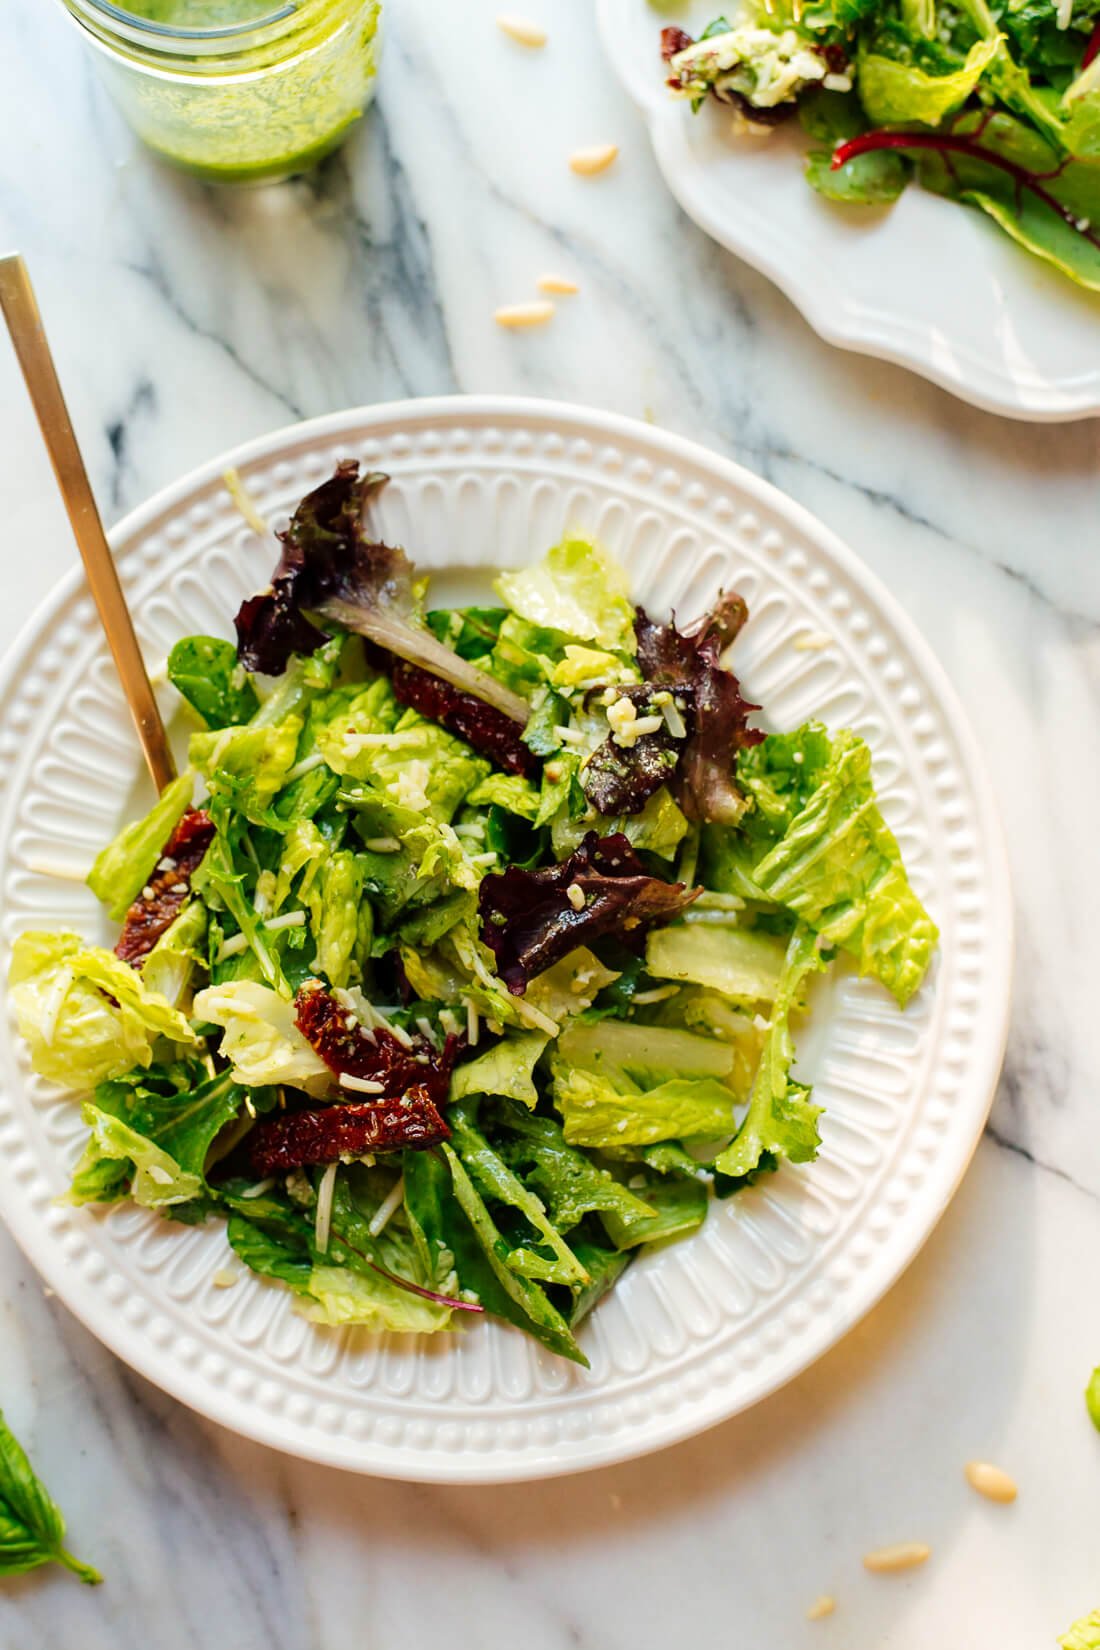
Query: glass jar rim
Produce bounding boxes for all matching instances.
[68,0,302,45]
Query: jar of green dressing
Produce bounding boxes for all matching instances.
[60,0,382,183]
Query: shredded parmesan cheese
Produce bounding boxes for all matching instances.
[339,1073,385,1094]
[314,1161,338,1254]
[368,1173,406,1237]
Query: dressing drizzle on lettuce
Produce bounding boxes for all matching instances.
[7,463,937,1364]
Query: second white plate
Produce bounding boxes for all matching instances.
[598,0,1100,422]
[0,397,1010,1480]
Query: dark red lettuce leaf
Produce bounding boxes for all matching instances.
[580,685,680,815]
[249,1089,450,1175]
[478,830,697,993]
[390,658,539,778]
[634,592,762,825]
[295,979,458,1106]
[234,463,528,722]
[115,807,215,966]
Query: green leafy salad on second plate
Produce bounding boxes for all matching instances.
[659,2,1100,293]
[9,463,937,1367]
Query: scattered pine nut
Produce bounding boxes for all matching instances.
[965,1461,1017,1503]
[496,14,547,47]
[569,144,619,176]
[211,1269,240,1289]
[863,1543,930,1574]
[537,273,579,294]
[806,1596,836,1621]
[495,301,555,329]
[793,630,833,651]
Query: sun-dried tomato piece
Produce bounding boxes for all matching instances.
[389,657,538,778]
[115,807,215,966]
[294,979,458,1105]
[249,1087,450,1175]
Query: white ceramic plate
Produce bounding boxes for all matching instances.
[598,0,1100,422]
[0,398,1010,1481]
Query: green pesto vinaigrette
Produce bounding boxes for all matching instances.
[62,0,382,183]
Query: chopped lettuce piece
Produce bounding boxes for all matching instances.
[553,1062,738,1149]
[437,1144,587,1364]
[1061,1610,1100,1650]
[714,925,825,1181]
[141,900,208,1008]
[190,715,304,819]
[598,1175,708,1250]
[495,538,636,654]
[87,770,195,922]
[745,728,937,1006]
[9,932,197,1090]
[69,1065,242,1209]
[493,1104,656,1233]
[466,772,542,821]
[448,1100,589,1286]
[450,1033,548,1107]
[646,922,787,1002]
[193,980,330,1094]
[557,1017,740,1087]
[858,35,999,126]
[1087,1366,1100,1433]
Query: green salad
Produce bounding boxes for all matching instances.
[9,463,937,1366]
[660,2,1100,292]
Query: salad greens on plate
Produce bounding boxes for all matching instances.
[660,2,1100,292]
[9,463,936,1366]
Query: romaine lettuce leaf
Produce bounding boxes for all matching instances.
[69,1065,242,1209]
[745,728,937,1006]
[557,1016,740,1088]
[192,980,330,1093]
[552,1064,738,1149]
[86,770,195,922]
[1061,1610,1100,1650]
[645,922,787,1002]
[450,1032,548,1106]
[598,1175,708,1250]
[466,772,542,821]
[436,1144,587,1364]
[190,714,303,819]
[495,538,637,654]
[448,1100,589,1286]
[714,925,825,1180]
[858,35,999,126]
[9,932,197,1090]
[492,1103,656,1232]
[141,900,208,1007]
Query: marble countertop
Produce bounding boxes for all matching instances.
[2,0,1099,1644]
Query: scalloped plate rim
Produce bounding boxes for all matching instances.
[0,396,1013,1481]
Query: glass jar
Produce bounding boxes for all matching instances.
[59,0,383,184]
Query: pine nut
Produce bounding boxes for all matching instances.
[863,1543,930,1574]
[494,301,555,329]
[965,1461,1017,1503]
[496,14,547,47]
[537,273,579,294]
[569,144,619,176]
[806,1595,836,1621]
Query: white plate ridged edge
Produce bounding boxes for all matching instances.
[597,0,1100,423]
[0,397,1011,1482]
